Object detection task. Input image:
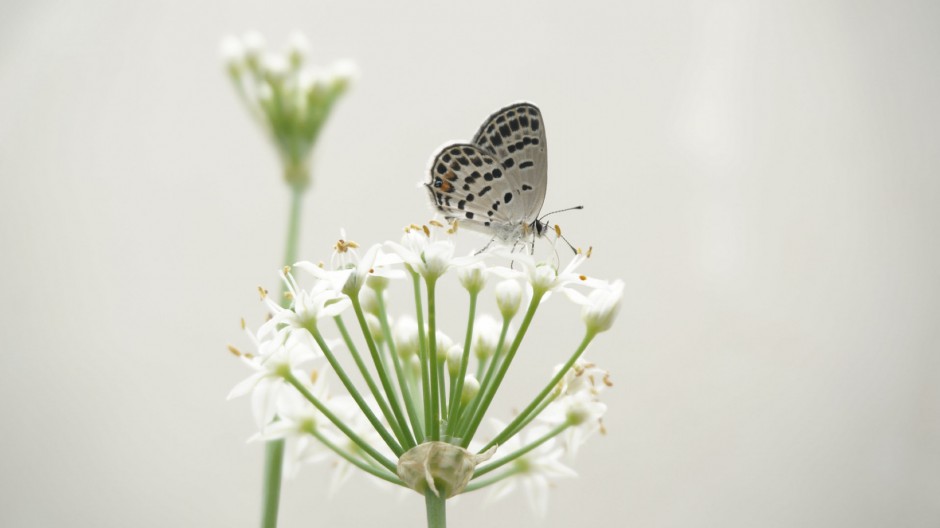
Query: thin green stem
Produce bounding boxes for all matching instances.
[481,330,596,452]
[461,291,545,447]
[502,392,558,441]
[473,422,569,479]
[260,185,304,528]
[464,467,522,493]
[330,314,408,448]
[454,318,509,439]
[285,374,398,474]
[426,278,441,440]
[446,292,477,437]
[303,323,404,457]
[424,491,446,528]
[376,292,425,442]
[308,428,406,487]
[259,434,284,528]
[412,273,431,442]
[350,295,416,449]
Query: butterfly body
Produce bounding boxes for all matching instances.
[425,102,550,247]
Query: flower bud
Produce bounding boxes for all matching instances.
[435,331,453,361]
[366,274,390,293]
[495,280,522,319]
[359,287,381,316]
[286,31,309,68]
[365,313,384,344]
[446,345,463,377]
[472,314,500,360]
[457,262,487,294]
[460,375,480,405]
[581,280,624,334]
[397,441,495,498]
[529,263,558,294]
[393,317,419,359]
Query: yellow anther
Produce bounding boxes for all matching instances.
[240,318,246,330]
[282,265,291,274]
[603,373,613,387]
[579,274,587,281]
[310,369,319,384]
[422,225,431,237]
[587,246,593,258]
[258,286,268,299]
[554,224,562,237]
[283,291,294,300]
[429,220,444,228]
[227,345,243,357]
[599,418,607,435]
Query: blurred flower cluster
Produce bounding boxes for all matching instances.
[229,221,624,516]
[221,31,357,189]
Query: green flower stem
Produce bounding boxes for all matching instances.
[260,434,285,528]
[411,272,432,441]
[350,295,416,449]
[460,291,545,447]
[463,467,522,493]
[376,292,425,442]
[285,373,398,474]
[437,359,448,420]
[502,392,557,442]
[454,318,510,438]
[260,185,305,528]
[425,491,446,528]
[481,330,596,452]
[426,277,441,440]
[473,422,569,479]
[302,322,404,457]
[308,427,405,487]
[446,291,477,437]
[330,314,406,447]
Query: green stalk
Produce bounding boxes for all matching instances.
[285,374,398,473]
[460,291,545,447]
[308,428,405,487]
[330,314,408,448]
[303,322,404,457]
[260,184,303,528]
[481,330,596,452]
[426,278,441,440]
[376,292,425,441]
[463,467,522,493]
[473,422,569,479]
[412,273,431,441]
[445,292,477,438]
[350,295,416,449]
[424,491,446,528]
[454,318,509,438]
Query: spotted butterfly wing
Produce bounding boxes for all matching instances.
[471,102,547,225]
[425,102,548,241]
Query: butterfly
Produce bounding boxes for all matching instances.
[425,102,565,250]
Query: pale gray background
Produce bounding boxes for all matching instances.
[1,1,938,527]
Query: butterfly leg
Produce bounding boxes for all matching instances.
[474,234,498,256]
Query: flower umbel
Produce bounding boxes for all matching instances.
[229,223,624,518]
[221,31,357,189]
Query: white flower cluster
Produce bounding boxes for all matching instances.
[220,31,358,188]
[229,222,623,515]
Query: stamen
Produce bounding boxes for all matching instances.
[310,369,319,384]
[258,286,268,299]
[554,224,562,237]
[603,373,613,387]
[429,220,444,228]
[422,225,431,237]
[227,345,243,357]
[579,275,587,281]
[240,318,246,330]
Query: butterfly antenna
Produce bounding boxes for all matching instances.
[539,205,584,221]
